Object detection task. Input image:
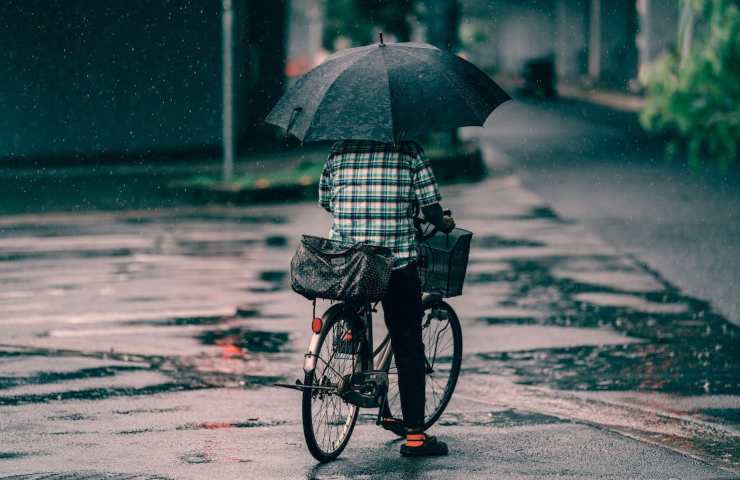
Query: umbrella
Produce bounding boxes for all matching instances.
[265,36,510,143]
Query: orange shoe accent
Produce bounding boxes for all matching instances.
[342,331,353,341]
[405,433,426,446]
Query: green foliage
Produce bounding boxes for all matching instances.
[187,158,325,190]
[640,0,740,166]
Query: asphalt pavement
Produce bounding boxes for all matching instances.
[477,98,740,325]
[1,141,738,478]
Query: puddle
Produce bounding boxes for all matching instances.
[0,365,146,390]
[0,451,42,460]
[553,269,664,293]
[473,340,739,395]
[469,256,737,341]
[113,406,187,415]
[0,348,281,406]
[245,270,288,293]
[575,292,689,314]
[123,315,229,327]
[47,413,95,421]
[123,296,165,303]
[265,235,288,247]
[116,427,167,435]
[0,472,170,479]
[180,452,213,464]
[177,419,286,430]
[437,409,566,428]
[528,206,560,220]
[360,408,565,428]
[474,235,545,249]
[492,205,566,222]
[464,252,740,399]
[0,248,133,262]
[700,408,740,427]
[0,381,210,406]
[0,223,90,238]
[477,307,544,325]
[259,271,287,284]
[197,328,290,355]
[176,238,258,257]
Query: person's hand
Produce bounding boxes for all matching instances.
[441,215,455,233]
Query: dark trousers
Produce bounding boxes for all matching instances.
[381,262,425,431]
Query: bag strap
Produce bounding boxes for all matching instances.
[300,235,392,258]
[301,235,356,257]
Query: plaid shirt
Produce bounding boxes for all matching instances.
[319,140,442,268]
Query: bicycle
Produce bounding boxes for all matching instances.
[276,211,472,462]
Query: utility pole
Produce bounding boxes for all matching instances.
[222,0,235,182]
[588,0,602,80]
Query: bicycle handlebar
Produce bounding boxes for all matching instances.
[414,209,452,241]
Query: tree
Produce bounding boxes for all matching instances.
[640,0,740,167]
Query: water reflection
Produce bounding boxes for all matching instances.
[468,252,740,396]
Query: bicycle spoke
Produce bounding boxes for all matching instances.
[307,316,360,457]
[384,304,460,429]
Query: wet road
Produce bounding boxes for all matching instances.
[479,98,740,324]
[1,146,739,478]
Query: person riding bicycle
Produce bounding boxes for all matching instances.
[319,139,455,457]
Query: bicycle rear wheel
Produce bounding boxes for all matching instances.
[386,300,462,432]
[302,308,360,462]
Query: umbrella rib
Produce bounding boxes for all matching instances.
[408,48,491,124]
[379,47,396,142]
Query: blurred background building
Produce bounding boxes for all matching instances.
[0,0,688,165]
[461,0,679,90]
[0,0,287,163]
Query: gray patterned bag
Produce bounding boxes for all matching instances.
[290,235,393,304]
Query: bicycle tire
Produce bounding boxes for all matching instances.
[385,300,462,433]
[302,309,360,462]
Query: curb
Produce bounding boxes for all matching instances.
[169,142,487,205]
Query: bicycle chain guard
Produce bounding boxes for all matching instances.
[340,370,389,408]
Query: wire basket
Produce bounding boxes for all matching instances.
[417,228,473,297]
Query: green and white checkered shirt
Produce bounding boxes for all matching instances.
[319,140,442,269]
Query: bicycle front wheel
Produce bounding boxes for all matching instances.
[302,309,360,462]
[386,300,462,432]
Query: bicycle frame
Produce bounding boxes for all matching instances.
[303,293,441,376]
[301,210,445,377]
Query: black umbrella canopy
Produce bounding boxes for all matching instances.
[265,41,510,143]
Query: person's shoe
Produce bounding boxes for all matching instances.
[400,433,449,457]
[380,417,406,436]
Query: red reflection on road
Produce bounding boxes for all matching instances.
[215,336,245,358]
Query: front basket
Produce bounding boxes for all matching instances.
[417,228,472,297]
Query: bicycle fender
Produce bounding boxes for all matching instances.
[303,302,347,374]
